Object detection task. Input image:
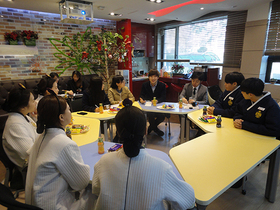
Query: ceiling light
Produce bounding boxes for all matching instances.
[146,0,164,3]
[0,15,4,18]
[200,7,204,10]
[110,12,115,16]
[5,0,13,2]
[145,18,155,22]
[109,13,122,17]
[69,6,74,9]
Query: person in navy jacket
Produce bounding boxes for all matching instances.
[139,69,166,136]
[208,72,245,118]
[233,78,280,139]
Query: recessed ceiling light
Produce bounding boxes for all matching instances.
[145,18,155,22]
[69,6,74,10]
[5,0,14,2]
[110,12,115,16]
[200,7,204,10]
[146,0,164,3]
[109,13,122,17]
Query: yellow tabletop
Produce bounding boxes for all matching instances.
[71,116,100,147]
[72,101,142,120]
[170,109,280,206]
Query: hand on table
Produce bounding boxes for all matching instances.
[67,90,74,95]
[189,99,196,104]
[95,107,100,112]
[207,106,215,115]
[182,98,188,104]
[139,98,146,104]
[233,119,243,129]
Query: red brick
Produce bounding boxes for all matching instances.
[13,13,23,17]
[2,12,12,15]
[20,17,30,20]
[14,20,25,23]
[0,22,9,25]
[18,74,27,76]
[21,24,31,27]
[1,77,11,80]
[5,26,16,29]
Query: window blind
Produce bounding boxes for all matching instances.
[265,0,280,56]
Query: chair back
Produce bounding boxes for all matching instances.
[0,132,15,186]
[207,91,215,105]
[0,183,43,210]
[171,83,183,93]
[70,98,83,112]
[207,85,222,101]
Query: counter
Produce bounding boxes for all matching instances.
[132,76,148,81]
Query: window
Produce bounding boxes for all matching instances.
[178,18,227,64]
[266,56,280,83]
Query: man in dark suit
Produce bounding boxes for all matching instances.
[140,69,166,136]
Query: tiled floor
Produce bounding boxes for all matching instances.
[1,120,280,210]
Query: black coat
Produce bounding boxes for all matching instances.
[139,81,166,103]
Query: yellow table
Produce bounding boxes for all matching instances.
[71,116,100,147]
[72,102,142,141]
[170,109,280,209]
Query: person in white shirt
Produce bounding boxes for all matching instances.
[2,85,37,170]
[92,99,196,210]
[25,92,94,210]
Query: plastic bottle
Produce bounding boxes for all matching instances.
[98,137,104,154]
[99,103,103,114]
[216,115,222,128]
[64,90,68,99]
[66,126,72,139]
[203,106,207,115]
[152,97,157,106]
[179,98,183,109]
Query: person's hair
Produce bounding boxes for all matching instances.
[88,76,105,105]
[240,78,264,96]
[225,72,245,86]
[148,69,159,77]
[191,71,204,81]
[50,72,59,79]
[72,70,82,88]
[36,76,56,96]
[36,95,67,134]
[3,86,32,112]
[111,75,124,89]
[115,99,146,158]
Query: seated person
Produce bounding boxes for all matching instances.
[67,70,85,93]
[25,92,94,210]
[82,76,110,134]
[179,71,208,105]
[92,100,195,210]
[108,75,135,105]
[207,72,245,118]
[50,72,73,95]
[2,85,38,170]
[233,78,280,138]
[35,75,59,104]
[139,69,166,136]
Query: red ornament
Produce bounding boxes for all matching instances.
[96,40,103,51]
[108,54,112,59]
[105,48,107,51]
[82,51,89,60]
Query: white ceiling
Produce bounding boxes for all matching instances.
[0,0,272,24]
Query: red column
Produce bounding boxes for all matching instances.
[116,19,132,92]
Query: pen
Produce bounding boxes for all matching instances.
[95,105,99,108]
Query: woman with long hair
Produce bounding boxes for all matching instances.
[35,75,59,104]
[25,92,94,209]
[67,70,85,93]
[92,99,195,210]
[82,76,110,112]
[2,85,37,170]
[108,75,135,105]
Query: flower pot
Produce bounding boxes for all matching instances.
[9,40,18,45]
[24,38,36,46]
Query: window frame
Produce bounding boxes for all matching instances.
[265,56,280,83]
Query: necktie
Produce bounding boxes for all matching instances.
[193,87,196,96]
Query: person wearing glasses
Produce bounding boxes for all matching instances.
[108,75,135,105]
[25,92,94,210]
[92,99,195,210]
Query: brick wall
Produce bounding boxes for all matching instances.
[0,7,117,81]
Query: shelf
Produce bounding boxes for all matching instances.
[0,45,39,56]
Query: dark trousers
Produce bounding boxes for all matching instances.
[147,113,165,130]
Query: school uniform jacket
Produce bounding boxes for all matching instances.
[212,86,244,118]
[2,113,37,168]
[179,83,208,104]
[140,81,166,103]
[233,92,280,138]
[25,128,92,210]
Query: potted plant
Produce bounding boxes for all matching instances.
[21,30,38,46]
[270,78,278,84]
[4,31,20,45]
[171,63,184,76]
